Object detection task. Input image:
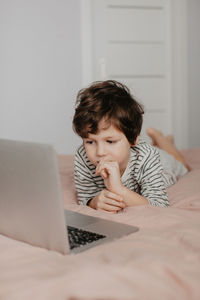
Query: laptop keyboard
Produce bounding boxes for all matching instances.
[67,225,106,250]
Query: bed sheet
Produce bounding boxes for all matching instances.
[0,148,200,300]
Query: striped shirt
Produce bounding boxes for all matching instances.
[74,139,170,207]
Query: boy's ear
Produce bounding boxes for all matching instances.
[132,135,140,146]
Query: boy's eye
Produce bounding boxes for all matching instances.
[106,140,115,144]
[85,140,93,144]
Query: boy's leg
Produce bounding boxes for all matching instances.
[166,135,174,145]
[146,128,191,171]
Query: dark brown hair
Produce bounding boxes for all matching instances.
[73,80,144,144]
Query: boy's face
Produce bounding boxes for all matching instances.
[83,120,136,175]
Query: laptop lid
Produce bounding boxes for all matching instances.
[0,139,70,254]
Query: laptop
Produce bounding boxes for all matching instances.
[0,138,139,254]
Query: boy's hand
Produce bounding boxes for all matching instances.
[95,160,123,194]
[88,189,126,213]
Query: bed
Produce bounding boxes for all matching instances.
[0,148,200,300]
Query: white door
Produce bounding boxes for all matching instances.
[81,0,188,147]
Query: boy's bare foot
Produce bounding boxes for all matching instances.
[146,127,191,171]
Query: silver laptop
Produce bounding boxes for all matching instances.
[0,138,139,254]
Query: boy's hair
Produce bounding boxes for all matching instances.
[73,80,144,144]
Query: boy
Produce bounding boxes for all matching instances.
[72,80,188,212]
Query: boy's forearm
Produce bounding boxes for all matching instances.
[119,186,148,207]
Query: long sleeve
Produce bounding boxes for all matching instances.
[74,145,104,205]
[139,147,169,207]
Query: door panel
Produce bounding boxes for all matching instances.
[88,0,171,135]
[106,7,165,41]
[106,44,165,76]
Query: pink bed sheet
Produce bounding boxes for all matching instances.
[0,149,200,300]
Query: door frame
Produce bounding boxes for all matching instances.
[80,0,189,149]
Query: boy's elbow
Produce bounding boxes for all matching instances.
[148,198,169,207]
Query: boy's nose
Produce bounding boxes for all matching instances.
[96,144,106,157]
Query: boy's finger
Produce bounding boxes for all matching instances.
[102,203,123,212]
[96,168,108,179]
[107,199,125,208]
[104,190,123,202]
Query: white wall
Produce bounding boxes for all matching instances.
[188,0,200,147]
[0,0,82,154]
[0,0,200,153]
